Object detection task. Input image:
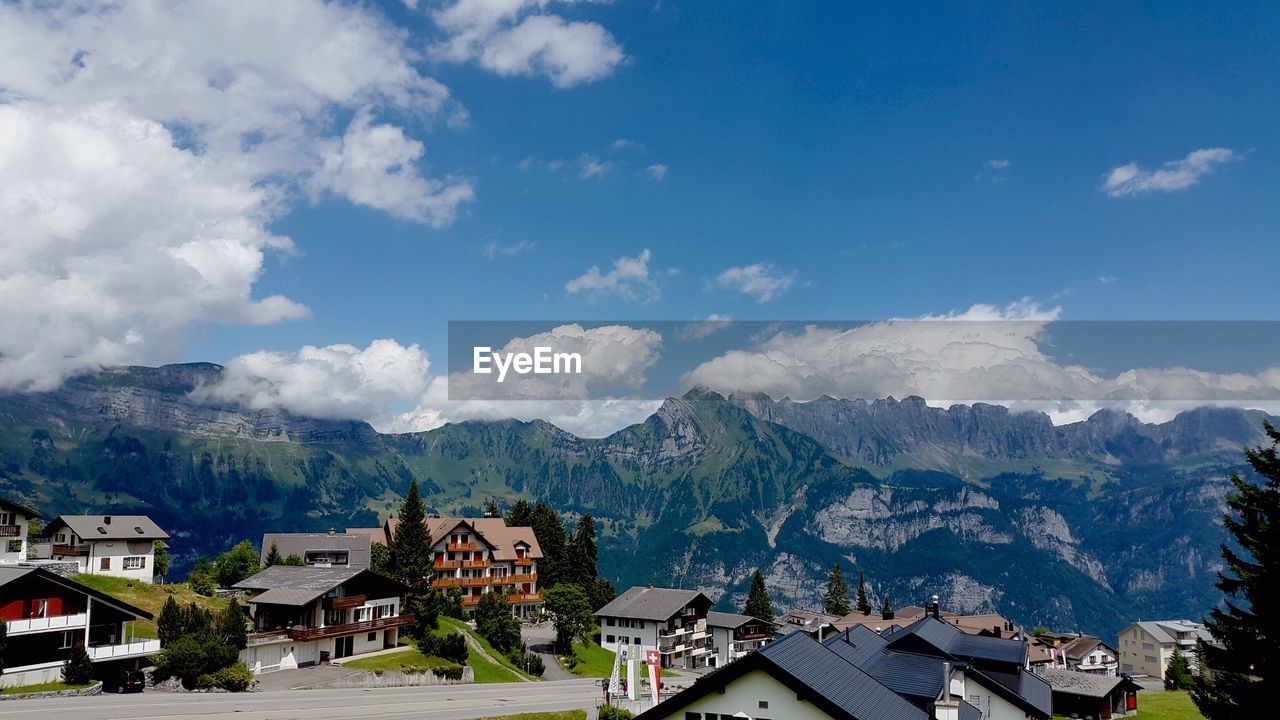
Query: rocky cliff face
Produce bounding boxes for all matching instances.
[0,366,1266,638]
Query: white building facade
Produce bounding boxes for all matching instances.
[39,515,168,583]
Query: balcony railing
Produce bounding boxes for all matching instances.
[434,560,462,570]
[52,544,89,556]
[508,573,537,584]
[6,613,88,635]
[0,524,21,537]
[247,630,291,646]
[447,542,477,552]
[324,594,367,610]
[513,557,533,567]
[461,597,481,607]
[462,559,490,569]
[286,614,414,642]
[433,577,463,588]
[88,639,161,661]
[507,592,543,604]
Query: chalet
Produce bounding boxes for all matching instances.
[835,602,1026,641]
[596,586,716,669]
[1031,634,1119,676]
[706,610,776,667]
[0,566,159,688]
[1117,620,1216,679]
[260,532,372,569]
[233,565,412,673]
[1040,668,1140,719]
[0,497,39,564]
[375,516,544,618]
[39,515,169,583]
[777,608,841,640]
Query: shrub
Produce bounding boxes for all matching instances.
[599,706,634,720]
[211,663,254,692]
[154,631,239,689]
[522,652,545,677]
[437,632,468,665]
[62,645,94,685]
[431,665,465,681]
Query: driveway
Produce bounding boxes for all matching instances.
[251,663,367,691]
[522,621,579,681]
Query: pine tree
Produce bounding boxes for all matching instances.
[505,499,534,528]
[158,595,184,647]
[62,645,94,685]
[529,503,566,588]
[264,542,282,567]
[153,540,170,580]
[743,570,774,623]
[569,514,599,588]
[824,563,851,616]
[390,479,438,638]
[1192,421,1280,718]
[217,600,249,650]
[1166,647,1194,690]
[484,498,500,518]
[855,571,872,615]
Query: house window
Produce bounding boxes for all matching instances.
[32,598,48,618]
[759,701,769,709]
[684,713,701,720]
[0,512,13,525]
[325,610,346,625]
[57,533,67,543]
[124,556,145,570]
[368,632,377,642]
[60,630,75,649]
[100,558,111,571]
[606,618,615,626]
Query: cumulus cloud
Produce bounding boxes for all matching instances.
[429,0,625,88]
[716,263,796,303]
[196,339,433,421]
[578,154,615,179]
[484,239,536,258]
[681,302,1280,423]
[646,163,668,181]
[678,314,733,340]
[0,0,471,390]
[566,249,660,301]
[1102,148,1236,197]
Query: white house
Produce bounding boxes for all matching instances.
[234,565,412,673]
[706,610,776,667]
[0,566,159,688]
[1118,620,1216,679]
[40,515,169,583]
[0,497,39,565]
[596,586,716,670]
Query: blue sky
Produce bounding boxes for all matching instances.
[191,1,1280,365]
[2,1,1277,433]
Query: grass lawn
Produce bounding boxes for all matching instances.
[72,575,229,639]
[1054,691,1204,720]
[0,681,94,695]
[478,707,586,712]
[341,648,461,673]
[434,617,534,683]
[564,640,616,678]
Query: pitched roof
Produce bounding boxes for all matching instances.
[1059,635,1115,661]
[44,514,169,540]
[707,610,773,630]
[233,565,365,605]
[596,586,713,621]
[1041,668,1139,698]
[0,496,40,519]
[345,526,387,546]
[260,533,371,569]
[893,616,1027,665]
[1131,620,1214,645]
[386,516,543,561]
[0,566,152,619]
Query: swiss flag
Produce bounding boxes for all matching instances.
[645,650,660,666]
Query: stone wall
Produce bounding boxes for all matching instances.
[20,559,80,577]
[0,682,102,701]
[300,666,474,689]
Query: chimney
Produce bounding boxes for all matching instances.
[930,594,941,619]
[942,662,952,703]
[103,516,111,525]
[993,625,1001,638]
[882,609,894,621]
[844,627,852,645]
[328,528,336,536]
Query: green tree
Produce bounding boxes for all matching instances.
[214,540,261,588]
[217,600,249,651]
[1166,647,1194,690]
[1192,421,1280,718]
[592,577,617,612]
[282,554,305,566]
[743,570,774,623]
[188,557,216,596]
[505,499,534,528]
[475,590,521,654]
[855,571,872,615]
[181,601,213,637]
[484,498,500,517]
[62,645,94,685]
[544,584,595,652]
[154,632,239,689]
[158,595,184,647]
[263,542,282,567]
[569,514,599,589]
[153,540,170,580]
[390,479,437,639]
[824,563,851,616]
[369,541,390,576]
[529,503,567,588]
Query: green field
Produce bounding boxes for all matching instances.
[436,617,536,683]
[565,640,616,678]
[72,575,229,639]
[0,681,94,695]
[341,648,461,673]
[1055,691,1204,720]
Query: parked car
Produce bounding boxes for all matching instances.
[103,669,146,693]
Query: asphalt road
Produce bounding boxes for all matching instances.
[0,679,603,720]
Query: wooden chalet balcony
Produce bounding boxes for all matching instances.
[461,597,481,607]
[323,594,367,611]
[433,577,463,588]
[513,557,533,567]
[434,559,462,570]
[508,573,536,584]
[461,577,491,587]
[0,524,22,537]
[286,614,414,642]
[52,544,89,556]
[447,541,477,552]
[507,592,543,604]
[462,559,490,569]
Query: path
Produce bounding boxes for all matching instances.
[447,619,534,683]
[521,622,578,682]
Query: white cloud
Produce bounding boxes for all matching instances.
[196,339,433,421]
[566,249,660,301]
[0,0,471,391]
[986,159,1011,170]
[612,138,643,151]
[578,154,615,179]
[681,302,1280,423]
[484,239,536,258]
[679,314,733,340]
[1102,148,1236,197]
[646,163,668,181]
[716,263,796,303]
[430,1,625,88]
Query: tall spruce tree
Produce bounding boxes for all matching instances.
[824,563,851,616]
[264,542,282,567]
[158,595,183,647]
[855,571,872,614]
[529,503,567,588]
[505,499,535,528]
[390,479,438,638]
[569,514,599,588]
[743,570,774,623]
[1192,421,1280,718]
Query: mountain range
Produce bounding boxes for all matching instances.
[1,363,1268,639]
